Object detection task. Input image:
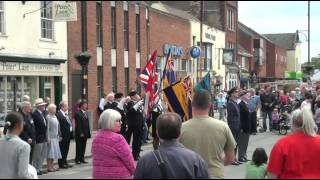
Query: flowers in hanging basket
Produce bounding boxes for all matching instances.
[74,51,91,66]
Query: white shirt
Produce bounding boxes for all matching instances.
[99,98,106,111]
[60,110,72,132]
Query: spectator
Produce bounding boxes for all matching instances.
[75,101,91,165]
[248,89,260,135]
[46,104,62,172]
[0,112,33,179]
[92,109,135,179]
[227,87,242,166]
[98,93,107,115]
[32,98,49,175]
[245,148,268,179]
[267,108,320,179]
[104,93,115,110]
[260,85,275,132]
[238,91,251,163]
[180,90,236,179]
[301,92,313,110]
[314,100,320,134]
[57,101,73,169]
[216,92,227,120]
[134,113,209,179]
[19,101,36,164]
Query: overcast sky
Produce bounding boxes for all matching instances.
[239,1,320,63]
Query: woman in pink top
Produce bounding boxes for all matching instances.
[92,109,135,179]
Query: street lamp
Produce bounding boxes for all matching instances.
[75,51,91,101]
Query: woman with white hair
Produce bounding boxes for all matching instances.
[92,109,135,179]
[46,104,62,172]
[267,108,320,179]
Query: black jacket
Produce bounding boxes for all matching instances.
[32,110,47,143]
[260,93,275,112]
[126,101,144,128]
[239,101,251,133]
[56,110,73,140]
[19,111,36,145]
[75,111,91,139]
[227,99,241,130]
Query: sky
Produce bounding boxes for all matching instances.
[239,1,320,63]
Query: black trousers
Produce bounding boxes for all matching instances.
[29,144,34,164]
[230,127,240,159]
[59,137,71,166]
[125,126,143,158]
[75,137,87,162]
[250,112,257,133]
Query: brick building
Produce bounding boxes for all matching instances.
[67,1,191,129]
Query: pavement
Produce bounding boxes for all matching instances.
[39,112,284,179]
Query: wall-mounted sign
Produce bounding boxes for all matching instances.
[223,48,234,65]
[189,46,201,58]
[53,1,77,21]
[0,62,61,73]
[163,44,184,57]
[205,33,216,41]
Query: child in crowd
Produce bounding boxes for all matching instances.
[272,108,280,131]
[245,148,268,179]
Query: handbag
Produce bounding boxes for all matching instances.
[152,150,169,179]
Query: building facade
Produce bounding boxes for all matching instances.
[68,1,192,129]
[0,1,68,123]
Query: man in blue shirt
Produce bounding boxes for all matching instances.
[248,89,260,135]
[216,92,227,120]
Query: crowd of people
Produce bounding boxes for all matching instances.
[1,83,320,179]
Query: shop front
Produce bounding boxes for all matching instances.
[0,57,65,122]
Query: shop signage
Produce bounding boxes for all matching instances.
[205,33,216,41]
[53,1,77,21]
[163,44,184,57]
[223,48,234,65]
[189,46,201,58]
[0,62,61,73]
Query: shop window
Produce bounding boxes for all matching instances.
[0,76,5,123]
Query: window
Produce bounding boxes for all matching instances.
[227,9,235,31]
[96,1,102,46]
[112,67,117,92]
[182,60,187,71]
[241,56,246,69]
[111,6,117,49]
[97,66,103,99]
[136,68,141,95]
[125,68,129,94]
[204,43,212,71]
[136,13,140,52]
[124,9,129,50]
[41,1,54,39]
[0,1,4,34]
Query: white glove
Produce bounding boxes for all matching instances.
[133,100,144,111]
[117,98,126,110]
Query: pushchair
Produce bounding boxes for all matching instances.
[278,104,292,135]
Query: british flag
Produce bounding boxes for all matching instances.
[139,51,158,117]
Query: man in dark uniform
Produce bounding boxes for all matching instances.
[111,92,128,136]
[125,91,144,160]
[57,101,73,169]
[19,101,36,164]
[227,87,242,166]
[75,101,91,164]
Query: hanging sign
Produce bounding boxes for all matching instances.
[53,1,77,21]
